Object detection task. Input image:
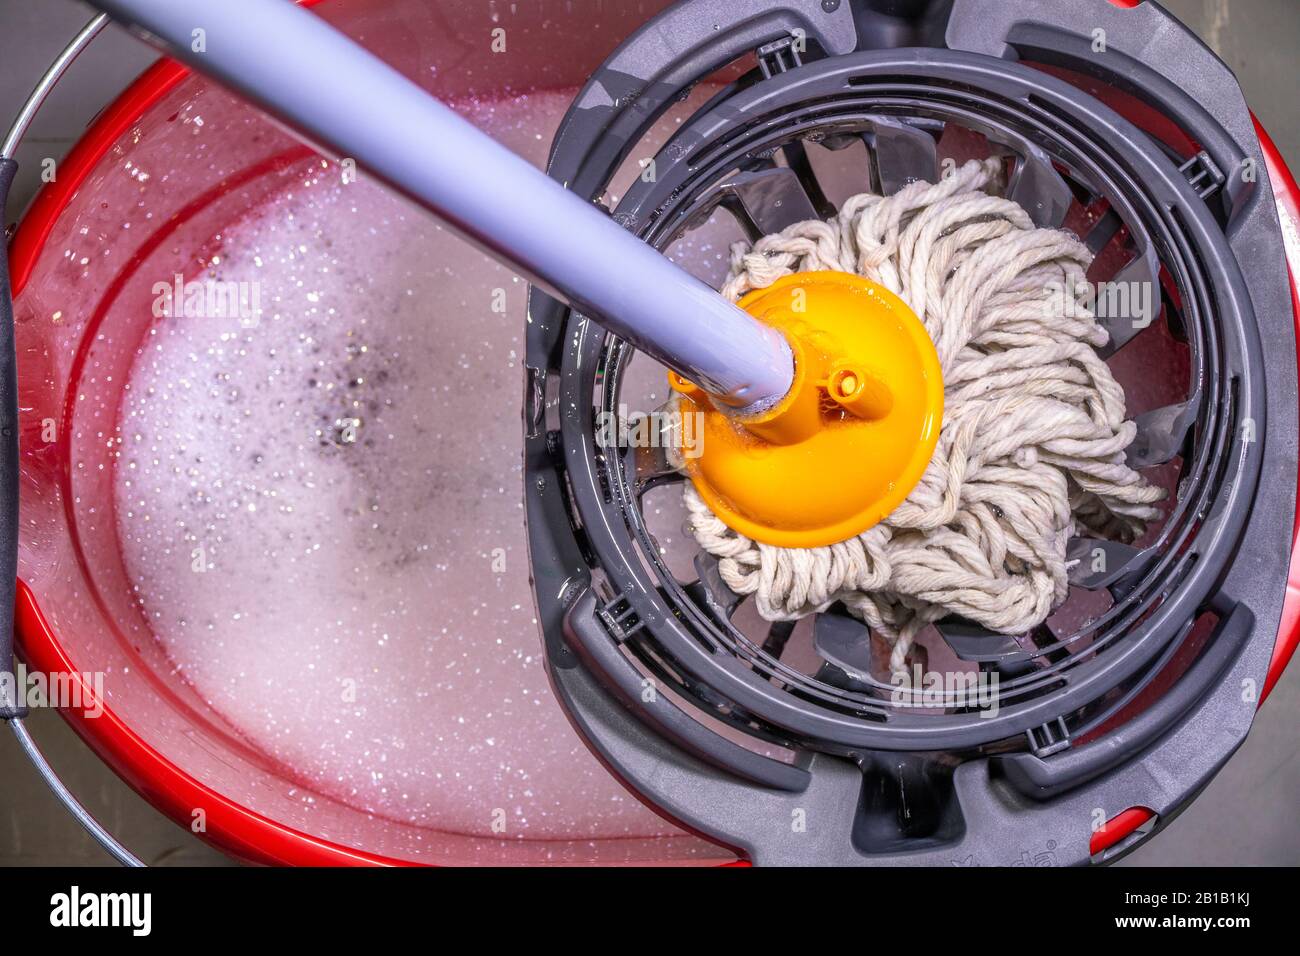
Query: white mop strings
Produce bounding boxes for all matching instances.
[683,158,1166,678]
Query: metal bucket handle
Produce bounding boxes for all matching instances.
[0,12,143,868]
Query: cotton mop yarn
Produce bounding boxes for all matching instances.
[683,158,1167,678]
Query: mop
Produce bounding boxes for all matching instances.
[90,2,1164,687]
[682,158,1166,677]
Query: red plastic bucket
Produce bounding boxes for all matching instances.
[8,0,737,866]
[7,0,1299,867]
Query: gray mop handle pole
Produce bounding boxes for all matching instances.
[88,0,794,409]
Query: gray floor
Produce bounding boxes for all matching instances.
[0,0,1296,866]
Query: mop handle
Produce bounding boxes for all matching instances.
[88,0,796,410]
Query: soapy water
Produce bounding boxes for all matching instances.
[110,88,733,841]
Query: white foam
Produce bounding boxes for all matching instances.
[113,90,684,840]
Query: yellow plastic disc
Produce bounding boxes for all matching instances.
[671,271,943,548]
